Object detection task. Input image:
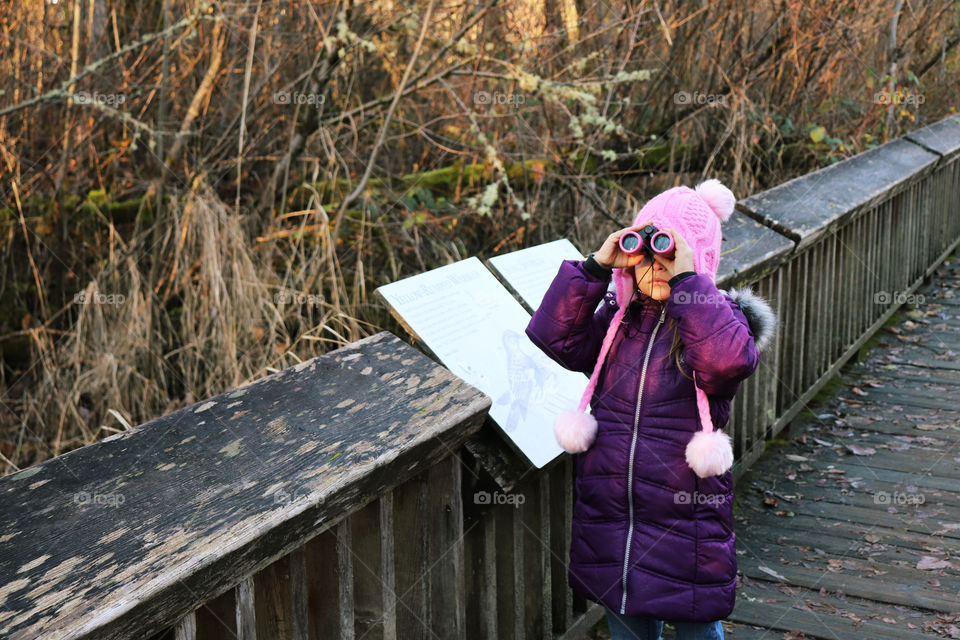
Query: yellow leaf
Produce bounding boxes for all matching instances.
[809,126,826,143]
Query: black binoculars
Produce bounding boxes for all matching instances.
[618,224,676,260]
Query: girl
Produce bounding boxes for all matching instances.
[525,179,777,640]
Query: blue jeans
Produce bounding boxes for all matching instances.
[605,607,724,640]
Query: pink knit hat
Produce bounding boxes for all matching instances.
[554,179,737,478]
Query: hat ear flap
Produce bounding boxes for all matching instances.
[613,267,635,309]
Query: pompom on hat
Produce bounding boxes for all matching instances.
[554,178,737,478]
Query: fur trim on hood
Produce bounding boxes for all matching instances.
[721,286,778,353]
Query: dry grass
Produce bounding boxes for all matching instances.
[1,0,958,473]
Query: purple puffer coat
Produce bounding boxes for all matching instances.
[525,259,761,622]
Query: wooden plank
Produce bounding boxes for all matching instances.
[379,493,397,640]
[714,209,793,289]
[0,332,491,640]
[346,493,397,640]
[254,557,293,639]
[739,518,956,563]
[173,613,196,640]
[392,472,428,640]
[903,113,960,161]
[302,527,346,640]
[194,586,237,640]
[426,455,465,640]
[548,456,573,635]
[518,474,548,640]
[739,137,939,251]
[494,494,521,640]
[235,578,256,640]
[737,556,959,613]
[552,602,605,640]
[751,458,960,509]
[337,520,355,640]
[736,527,960,595]
[462,418,532,493]
[734,576,950,636]
[729,581,937,640]
[351,498,384,640]
[287,549,308,640]
[463,486,497,640]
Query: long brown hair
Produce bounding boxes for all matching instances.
[660,317,694,381]
[627,264,693,382]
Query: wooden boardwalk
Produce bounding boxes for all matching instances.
[721,258,960,638]
[594,257,960,639]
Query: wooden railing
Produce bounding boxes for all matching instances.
[1,114,959,640]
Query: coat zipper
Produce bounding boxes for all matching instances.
[620,303,667,614]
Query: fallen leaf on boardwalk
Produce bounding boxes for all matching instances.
[812,438,836,448]
[828,558,867,571]
[758,565,787,581]
[922,620,960,638]
[851,386,868,395]
[864,533,881,543]
[775,510,795,517]
[914,422,959,431]
[785,454,808,462]
[917,556,952,570]
[845,444,876,456]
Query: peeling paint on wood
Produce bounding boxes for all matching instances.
[0,331,490,640]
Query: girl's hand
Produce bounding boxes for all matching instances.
[654,227,696,278]
[593,222,656,269]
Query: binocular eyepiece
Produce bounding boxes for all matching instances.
[618,224,676,259]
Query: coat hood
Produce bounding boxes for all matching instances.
[720,285,778,354]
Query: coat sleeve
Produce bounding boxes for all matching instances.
[664,272,760,397]
[525,259,618,376]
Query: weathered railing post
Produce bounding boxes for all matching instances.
[0,332,490,640]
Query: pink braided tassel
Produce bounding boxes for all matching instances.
[685,372,734,477]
